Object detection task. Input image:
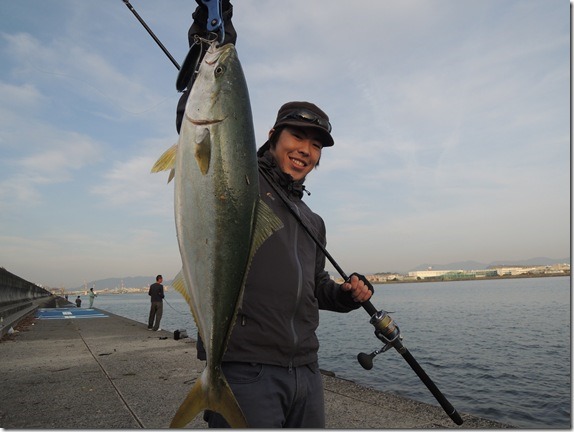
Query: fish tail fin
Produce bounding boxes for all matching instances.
[151,143,178,183]
[170,369,248,428]
[210,375,248,428]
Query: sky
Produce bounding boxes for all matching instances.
[0,0,570,288]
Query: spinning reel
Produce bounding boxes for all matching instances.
[357,310,402,370]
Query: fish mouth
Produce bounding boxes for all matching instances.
[186,114,225,126]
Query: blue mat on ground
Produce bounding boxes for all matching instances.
[36,308,108,319]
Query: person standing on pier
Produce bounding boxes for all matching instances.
[147,275,164,331]
[175,3,372,428]
[88,287,97,308]
[75,296,81,308]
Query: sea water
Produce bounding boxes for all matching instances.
[93,276,571,428]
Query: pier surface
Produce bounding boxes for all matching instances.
[0,301,512,429]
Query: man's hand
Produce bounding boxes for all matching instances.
[341,273,373,303]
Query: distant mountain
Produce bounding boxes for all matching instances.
[408,257,569,272]
[71,276,163,291]
[487,257,570,267]
[75,256,570,289]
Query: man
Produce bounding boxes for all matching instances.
[198,101,373,428]
[147,275,164,331]
[88,287,97,308]
[179,3,373,428]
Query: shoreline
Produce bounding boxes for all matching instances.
[370,272,570,285]
[65,273,570,295]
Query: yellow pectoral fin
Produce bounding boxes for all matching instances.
[194,127,211,175]
[151,143,178,173]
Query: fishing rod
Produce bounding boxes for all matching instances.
[122,0,226,94]
[258,168,464,426]
[121,0,181,70]
[122,2,463,425]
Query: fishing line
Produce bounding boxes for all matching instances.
[163,298,188,315]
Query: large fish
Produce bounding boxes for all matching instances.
[152,41,282,428]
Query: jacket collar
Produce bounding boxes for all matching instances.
[258,150,307,199]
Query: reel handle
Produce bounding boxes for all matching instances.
[357,352,375,370]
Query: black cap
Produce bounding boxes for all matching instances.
[257,101,334,156]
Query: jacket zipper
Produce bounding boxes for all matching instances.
[288,203,304,372]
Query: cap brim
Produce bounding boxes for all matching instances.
[273,120,334,147]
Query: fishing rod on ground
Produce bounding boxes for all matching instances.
[122,1,463,426]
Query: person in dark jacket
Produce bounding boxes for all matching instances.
[199,101,373,428]
[179,3,373,428]
[147,274,164,331]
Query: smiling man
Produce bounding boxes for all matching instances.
[259,101,332,181]
[200,101,374,428]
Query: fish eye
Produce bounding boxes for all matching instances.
[215,65,226,77]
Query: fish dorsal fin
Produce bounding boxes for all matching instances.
[248,198,283,263]
[195,128,211,175]
[151,143,178,174]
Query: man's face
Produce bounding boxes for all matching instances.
[270,127,323,182]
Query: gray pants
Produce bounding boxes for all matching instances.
[206,362,325,428]
[148,302,163,330]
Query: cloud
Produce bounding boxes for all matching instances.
[91,146,175,218]
[0,121,102,209]
[2,30,177,127]
[0,0,568,287]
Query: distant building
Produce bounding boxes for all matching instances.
[331,263,569,284]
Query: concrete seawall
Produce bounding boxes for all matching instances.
[0,267,52,338]
[0,302,514,429]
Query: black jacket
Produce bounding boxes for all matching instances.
[148,283,164,302]
[209,152,360,368]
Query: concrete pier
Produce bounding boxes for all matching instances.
[0,301,513,429]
